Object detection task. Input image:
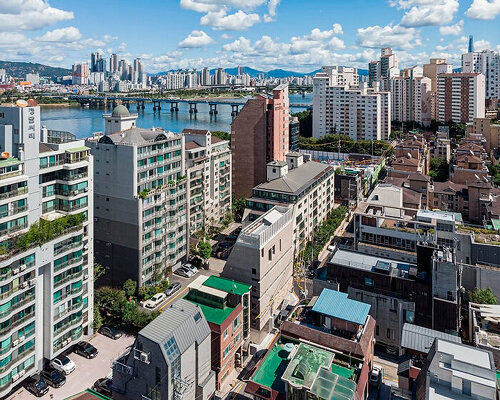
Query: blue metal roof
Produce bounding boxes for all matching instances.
[312,289,371,326]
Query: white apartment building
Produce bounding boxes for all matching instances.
[86,106,187,288]
[223,206,294,331]
[182,129,232,233]
[320,66,359,86]
[462,50,500,100]
[437,73,486,123]
[0,104,94,397]
[369,47,398,88]
[391,70,432,127]
[313,78,391,140]
[416,339,496,400]
[245,152,335,252]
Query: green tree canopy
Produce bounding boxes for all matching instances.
[428,157,449,182]
[469,287,498,305]
[123,279,138,297]
[198,241,212,261]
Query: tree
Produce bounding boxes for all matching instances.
[198,241,212,263]
[292,110,313,137]
[468,287,498,305]
[94,262,105,282]
[211,130,231,143]
[428,157,449,182]
[92,307,103,330]
[123,279,137,298]
[232,196,246,221]
[95,287,127,318]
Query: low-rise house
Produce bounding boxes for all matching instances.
[111,299,216,400]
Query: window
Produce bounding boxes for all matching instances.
[364,277,374,287]
[375,325,379,336]
[224,328,228,339]
[223,344,231,358]
[268,249,272,261]
[233,316,240,330]
[252,268,256,275]
[387,328,391,339]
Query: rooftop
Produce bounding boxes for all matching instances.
[435,339,493,370]
[203,275,251,296]
[98,127,177,146]
[252,342,290,392]
[255,161,333,196]
[312,289,370,326]
[0,157,22,168]
[401,323,461,354]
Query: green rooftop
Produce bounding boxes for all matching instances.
[185,296,236,325]
[67,146,90,153]
[203,275,251,296]
[0,157,22,168]
[252,343,290,392]
[331,363,355,380]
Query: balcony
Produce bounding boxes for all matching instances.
[0,310,35,336]
[59,172,88,182]
[54,300,83,322]
[0,223,28,238]
[0,293,35,319]
[0,187,28,201]
[54,256,83,273]
[53,313,83,337]
[0,170,23,181]
[55,188,88,197]
[54,270,83,289]
[54,240,83,256]
[59,202,87,213]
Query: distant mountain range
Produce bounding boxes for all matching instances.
[0,61,71,78]
[154,66,369,78]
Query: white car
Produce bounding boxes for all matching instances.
[143,293,166,309]
[369,366,383,387]
[183,263,198,275]
[50,355,76,375]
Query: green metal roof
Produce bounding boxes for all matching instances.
[203,275,251,296]
[67,146,89,153]
[252,343,290,392]
[185,297,236,325]
[0,157,22,168]
[492,219,500,231]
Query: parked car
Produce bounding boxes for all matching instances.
[98,326,123,340]
[74,341,98,359]
[26,374,49,397]
[369,366,383,387]
[143,293,166,309]
[50,355,75,375]
[165,282,182,296]
[41,368,66,388]
[174,267,193,278]
[183,263,198,274]
[92,378,112,397]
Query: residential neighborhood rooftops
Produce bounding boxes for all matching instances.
[312,289,370,326]
[203,275,251,296]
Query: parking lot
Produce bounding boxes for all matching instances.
[7,333,135,400]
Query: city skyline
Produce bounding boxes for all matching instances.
[1,0,499,73]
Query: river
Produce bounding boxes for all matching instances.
[40,93,312,138]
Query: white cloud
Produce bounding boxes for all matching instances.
[391,0,459,26]
[220,33,232,39]
[466,0,500,20]
[327,37,346,50]
[0,32,27,47]
[264,0,280,22]
[103,34,118,43]
[223,36,252,52]
[200,9,260,30]
[439,20,463,35]
[474,39,492,51]
[178,30,214,48]
[0,0,73,31]
[357,24,421,50]
[38,27,82,42]
[332,23,343,35]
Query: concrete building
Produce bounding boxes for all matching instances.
[0,104,94,398]
[86,106,187,287]
[437,73,486,123]
[112,299,216,400]
[222,206,293,331]
[415,339,496,400]
[231,84,289,198]
[25,73,40,86]
[109,53,119,74]
[289,116,300,152]
[90,52,105,73]
[390,68,432,127]
[369,47,398,89]
[185,275,250,390]
[72,63,89,85]
[312,81,391,140]
[182,129,231,233]
[423,59,453,120]
[466,117,500,153]
[245,153,335,252]
[462,50,500,100]
[320,66,359,86]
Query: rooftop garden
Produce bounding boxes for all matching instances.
[457,225,500,245]
[0,213,86,256]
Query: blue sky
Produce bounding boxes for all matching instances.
[0,0,499,73]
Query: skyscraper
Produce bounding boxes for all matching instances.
[462,50,500,100]
[0,103,94,398]
[72,63,89,85]
[109,53,119,74]
[468,35,474,53]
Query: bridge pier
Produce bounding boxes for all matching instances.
[189,102,198,114]
[153,100,162,112]
[170,101,179,112]
[137,100,145,110]
[122,100,130,109]
[209,103,218,115]
[231,104,239,117]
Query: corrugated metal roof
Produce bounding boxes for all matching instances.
[401,323,461,353]
[139,299,210,361]
[312,289,370,326]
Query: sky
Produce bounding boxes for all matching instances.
[0,0,499,73]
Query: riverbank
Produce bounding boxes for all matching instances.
[0,102,79,108]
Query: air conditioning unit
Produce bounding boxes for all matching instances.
[83,274,89,281]
[19,265,26,272]
[12,339,19,347]
[11,374,19,382]
[29,278,36,286]
[83,245,88,250]
[18,335,25,343]
[65,338,71,345]
[84,187,89,192]
[18,370,25,377]
[12,268,19,275]
[20,282,27,288]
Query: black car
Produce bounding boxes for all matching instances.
[41,367,66,388]
[26,374,49,397]
[98,326,123,340]
[74,341,98,358]
[92,377,112,397]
